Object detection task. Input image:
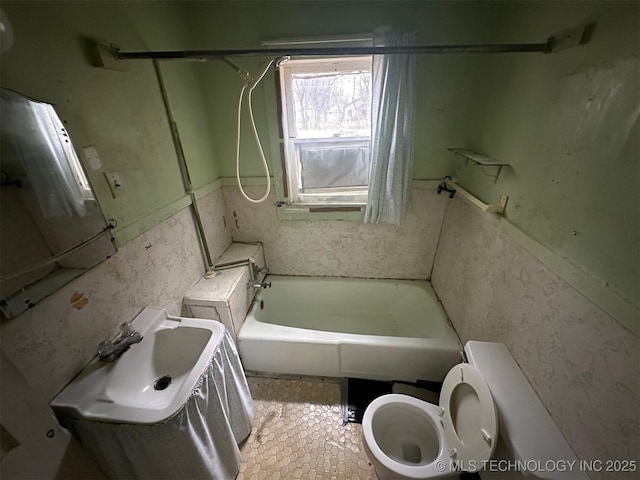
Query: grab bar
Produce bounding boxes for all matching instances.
[439,177,509,215]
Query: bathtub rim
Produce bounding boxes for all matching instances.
[237,275,462,382]
[245,274,458,342]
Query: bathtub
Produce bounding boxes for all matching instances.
[237,276,462,383]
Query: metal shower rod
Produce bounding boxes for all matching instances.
[100,24,591,67]
[115,42,553,60]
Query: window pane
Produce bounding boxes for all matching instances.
[296,140,370,190]
[291,70,371,138]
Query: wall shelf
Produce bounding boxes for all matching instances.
[448,147,510,182]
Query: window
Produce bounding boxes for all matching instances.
[41,103,94,200]
[279,56,372,205]
[57,123,94,200]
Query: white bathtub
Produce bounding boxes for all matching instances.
[237,276,462,383]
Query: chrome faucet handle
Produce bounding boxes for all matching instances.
[119,322,137,336]
[97,340,115,356]
[97,323,142,361]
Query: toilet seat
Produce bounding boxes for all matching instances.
[439,363,498,466]
[362,362,499,480]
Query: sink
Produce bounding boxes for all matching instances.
[51,307,225,424]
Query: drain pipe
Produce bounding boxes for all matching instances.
[153,60,216,278]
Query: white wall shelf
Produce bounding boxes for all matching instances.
[448,147,510,182]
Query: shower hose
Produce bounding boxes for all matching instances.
[235,59,275,203]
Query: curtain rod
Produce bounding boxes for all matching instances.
[115,42,553,60]
[105,25,593,63]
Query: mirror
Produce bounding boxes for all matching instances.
[0,88,117,319]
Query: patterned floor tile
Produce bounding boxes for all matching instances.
[237,377,376,479]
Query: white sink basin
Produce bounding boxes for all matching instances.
[51,307,225,424]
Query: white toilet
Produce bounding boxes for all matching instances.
[362,341,588,480]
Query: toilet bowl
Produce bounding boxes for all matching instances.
[362,394,456,479]
[362,361,497,480]
[362,341,589,480]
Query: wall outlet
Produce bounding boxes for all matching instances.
[104,171,122,198]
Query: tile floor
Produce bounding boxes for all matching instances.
[237,376,377,479]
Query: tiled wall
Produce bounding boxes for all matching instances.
[2,206,204,400]
[197,186,233,263]
[223,185,448,279]
[0,187,230,401]
[0,189,231,478]
[431,198,639,477]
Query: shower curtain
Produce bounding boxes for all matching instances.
[364,27,416,225]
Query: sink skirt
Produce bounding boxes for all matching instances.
[63,329,253,480]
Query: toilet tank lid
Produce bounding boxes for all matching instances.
[464,341,588,480]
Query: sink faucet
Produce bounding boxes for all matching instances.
[97,322,143,362]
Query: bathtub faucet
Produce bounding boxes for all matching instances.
[97,322,143,362]
[249,258,269,278]
[247,258,270,289]
[248,280,272,289]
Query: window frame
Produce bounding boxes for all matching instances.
[45,104,94,200]
[278,55,373,206]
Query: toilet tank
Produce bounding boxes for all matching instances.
[464,341,589,480]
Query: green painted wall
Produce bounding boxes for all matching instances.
[171,0,638,321]
[160,61,221,190]
[459,1,639,315]
[181,0,491,181]
[0,1,219,245]
[3,0,636,321]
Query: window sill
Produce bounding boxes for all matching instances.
[276,203,366,221]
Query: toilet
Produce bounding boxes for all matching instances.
[362,341,588,480]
